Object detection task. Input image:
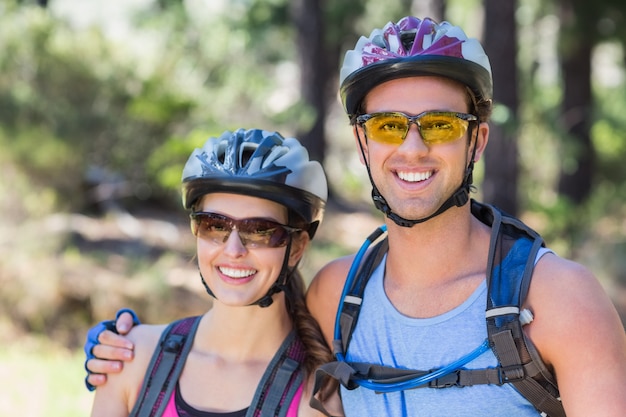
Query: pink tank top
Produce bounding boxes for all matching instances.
[161,383,304,417]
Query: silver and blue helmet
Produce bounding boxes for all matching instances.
[182,128,327,237]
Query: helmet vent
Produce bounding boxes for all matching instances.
[400,30,417,50]
[239,148,255,169]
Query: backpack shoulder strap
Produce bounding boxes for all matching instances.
[475,202,565,417]
[311,234,388,416]
[335,237,389,357]
[249,330,306,417]
[129,315,202,417]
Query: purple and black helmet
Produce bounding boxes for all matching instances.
[339,16,493,117]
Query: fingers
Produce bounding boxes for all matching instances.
[86,370,107,388]
[84,333,133,390]
[92,335,134,361]
[97,329,135,351]
[83,312,139,391]
[115,312,136,335]
[86,357,124,375]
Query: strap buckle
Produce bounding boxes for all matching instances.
[162,334,185,353]
[498,365,525,384]
[428,371,460,388]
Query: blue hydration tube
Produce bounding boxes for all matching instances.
[333,224,490,393]
[333,224,387,353]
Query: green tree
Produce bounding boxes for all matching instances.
[0,4,195,211]
[556,0,626,205]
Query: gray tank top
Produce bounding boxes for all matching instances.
[341,250,551,417]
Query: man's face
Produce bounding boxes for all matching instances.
[355,76,486,222]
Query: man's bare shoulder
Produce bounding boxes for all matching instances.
[524,253,626,414]
[309,255,355,292]
[526,253,621,337]
[306,254,356,345]
[527,253,616,323]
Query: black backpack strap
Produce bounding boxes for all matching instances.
[490,330,565,417]
[249,331,305,417]
[477,202,565,417]
[130,316,202,417]
[336,237,389,357]
[311,235,388,416]
[313,358,522,393]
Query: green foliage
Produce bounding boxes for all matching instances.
[0,127,82,207]
[1,0,624,365]
[593,83,626,180]
[239,0,290,37]
[0,3,198,211]
[562,0,626,43]
[146,128,218,191]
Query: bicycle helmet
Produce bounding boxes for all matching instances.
[182,128,327,238]
[182,128,328,308]
[340,17,492,228]
[340,16,492,117]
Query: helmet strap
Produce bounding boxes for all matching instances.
[199,270,216,299]
[249,239,294,307]
[357,125,478,228]
[198,239,294,308]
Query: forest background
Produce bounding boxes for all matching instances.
[0,0,625,415]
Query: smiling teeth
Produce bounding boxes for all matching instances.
[219,267,256,278]
[398,171,432,182]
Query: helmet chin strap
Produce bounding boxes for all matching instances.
[357,127,478,228]
[199,240,294,308]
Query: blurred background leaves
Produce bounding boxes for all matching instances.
[0,0,625,414]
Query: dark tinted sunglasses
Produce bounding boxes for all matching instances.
[190,212,301,249]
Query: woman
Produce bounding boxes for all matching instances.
[90,128,339,417]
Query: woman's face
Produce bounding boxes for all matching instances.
[194,193,308,307]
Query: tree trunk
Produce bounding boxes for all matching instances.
[411,0,446,21]
[290,0,328,164]
[482,0,520,215]
[557,1,595,203]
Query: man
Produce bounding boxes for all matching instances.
[86,16,625,416]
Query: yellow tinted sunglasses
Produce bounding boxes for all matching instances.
[356,111,478,145]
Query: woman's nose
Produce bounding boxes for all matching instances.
[222,229,248,256]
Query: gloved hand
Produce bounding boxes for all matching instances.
[84,308,140,391]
